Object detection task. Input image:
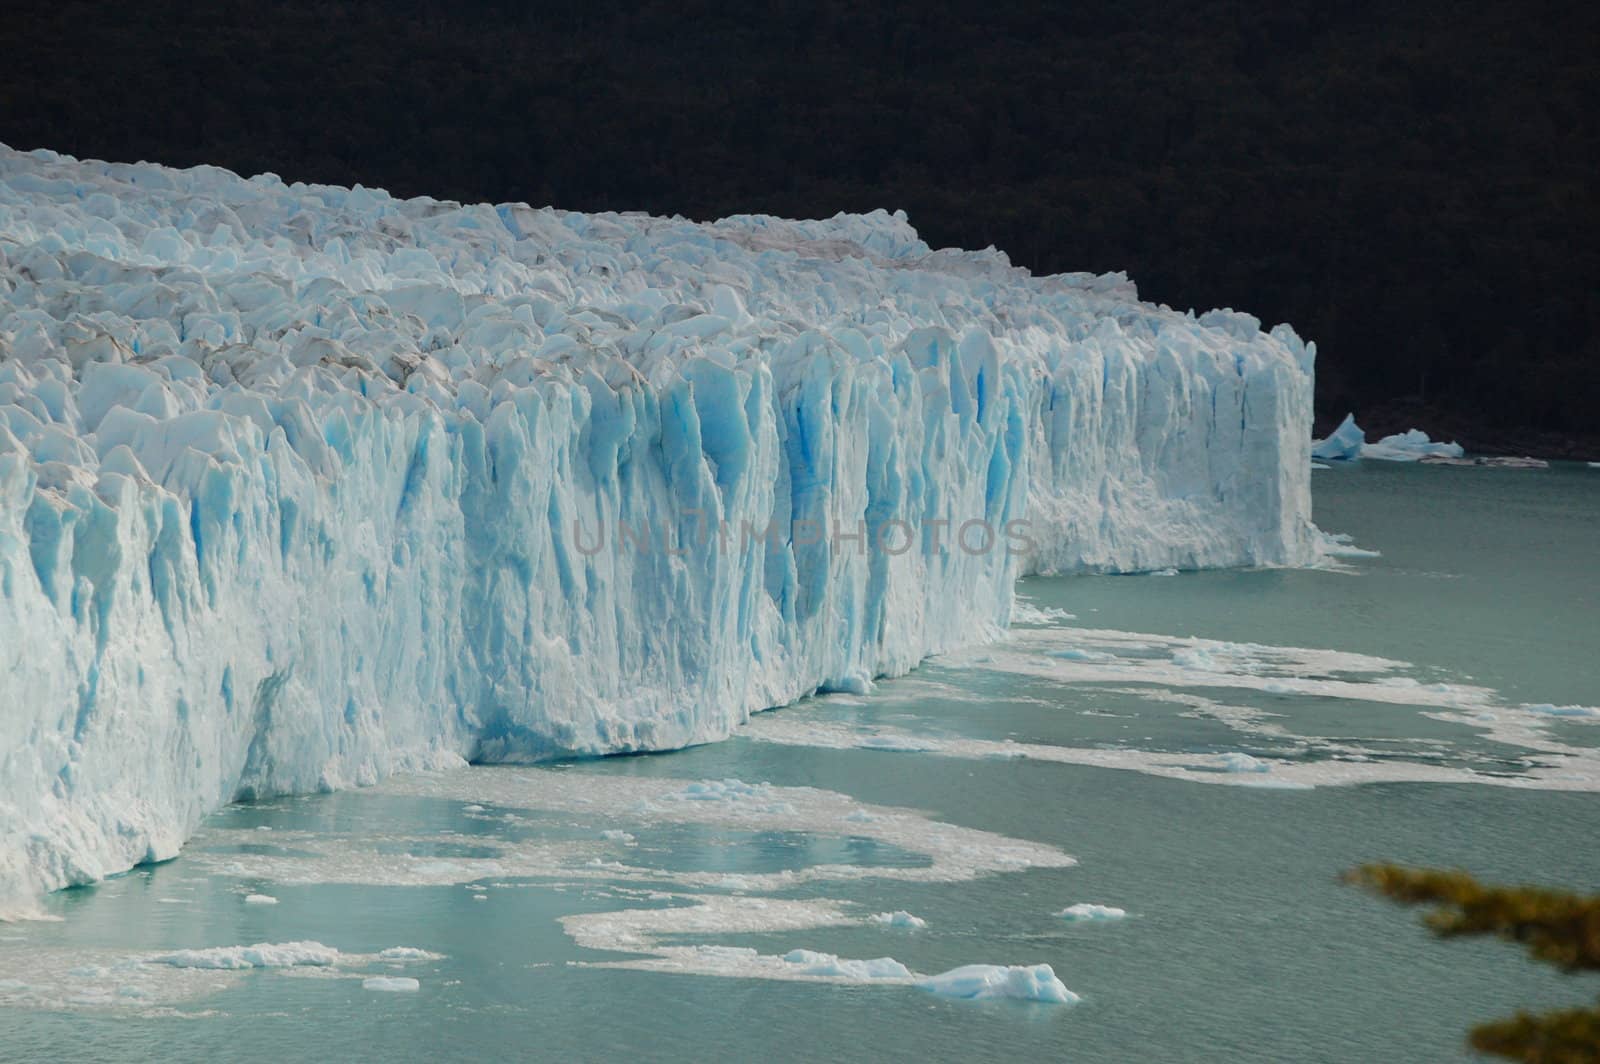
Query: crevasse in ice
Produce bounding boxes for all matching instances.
[0,145,1315,896]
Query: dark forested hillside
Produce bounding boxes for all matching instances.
[2,0,1595,441]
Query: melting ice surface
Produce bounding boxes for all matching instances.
[0,144,1318,897]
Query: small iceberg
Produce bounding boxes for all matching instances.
[919,964,1078,1004]
[1311,413,1464,462]
[1311,414,1366,461]
[1362,429,1463,462]
[1056,903,1127,922]
[1523,704,1600,719]
[868,911,928,929]
[363,976,420,992]
[781,950,912,981]
[1216,752,1273,774]
[147,942,340,969]
[243,894,278,906]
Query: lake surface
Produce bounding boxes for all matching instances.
[2,462,1596,1062]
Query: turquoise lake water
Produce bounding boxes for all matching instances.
[2,462,1596,1062]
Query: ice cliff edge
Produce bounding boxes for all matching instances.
[0,145,1315,898]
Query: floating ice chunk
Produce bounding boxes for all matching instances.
[242,893,278,905]
[568,905,1074,1004]
[362,976,420,992]
[377,947,442,961]
[919,963,1077,1004]
[1172,647,1222,671]
[600,830,637,844]
[868,911,927,929]
[1149,567,1179,577]
[1524,704,1600,719]
[744,688,1600,793]
[1215,752,1272,773]
[1311,413,1365,461]
[147,941,340,969]
[781,950,913,981]
[1313,415,1464,463]
[1056,903,1127,922]
[0,939,441,1012]
[1362,429,1463,462]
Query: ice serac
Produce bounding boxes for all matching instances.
[0,145,1316,897]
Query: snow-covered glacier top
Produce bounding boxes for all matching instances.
[0,144,1315,900]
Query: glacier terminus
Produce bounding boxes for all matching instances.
[0,145,1316,901]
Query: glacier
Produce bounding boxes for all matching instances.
[0,144,1315,901]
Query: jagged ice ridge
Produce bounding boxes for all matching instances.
[0,145,1316,897]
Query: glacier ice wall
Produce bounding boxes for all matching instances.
[0,145,1315,896]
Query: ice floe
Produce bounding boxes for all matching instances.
[0,940,440,1012]
[868,911,928,929]
[781,950,913,981]
[1057,903,1127,922]
[147,941,339,970]
[1311,413,1464,462]
[562,895,1072,1003]
[178,769,1072,891]
[362,976,420,992]
[1362,429,1464,461]
[740,625,1600,792]
[920,964,1077,1004]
